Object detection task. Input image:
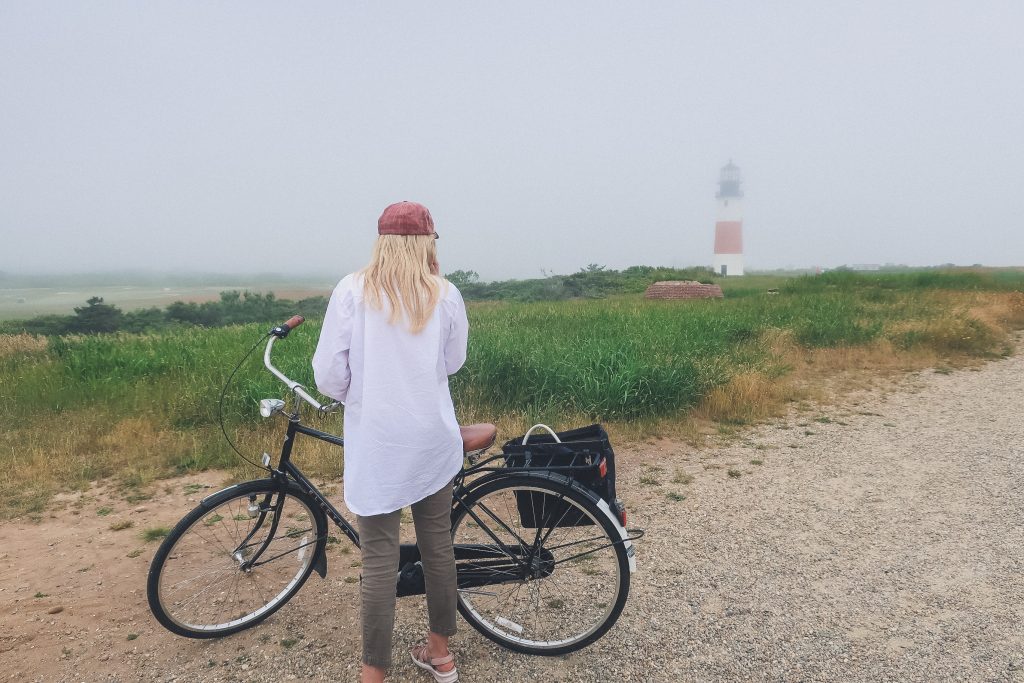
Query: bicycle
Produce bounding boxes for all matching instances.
[147,316,642,655]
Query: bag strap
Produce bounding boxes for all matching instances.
[522,424,562,445]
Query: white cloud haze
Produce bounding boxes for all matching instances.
[1,1,1021,280]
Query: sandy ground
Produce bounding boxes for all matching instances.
[1,344,1022,682]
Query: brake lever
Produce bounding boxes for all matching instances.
[318,401,343,418]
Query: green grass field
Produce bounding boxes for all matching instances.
[1,270,1022,518]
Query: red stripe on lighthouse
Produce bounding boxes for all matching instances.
[714,221,743,254]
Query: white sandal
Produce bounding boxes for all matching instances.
[410,644,458,683]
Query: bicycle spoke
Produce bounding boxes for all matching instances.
[252,536,321,566]
[166,565,235,591]
[461,502,530,568]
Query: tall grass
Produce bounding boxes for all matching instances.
[1,271,1022,518]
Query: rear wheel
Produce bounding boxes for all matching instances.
[147,479,327,638]
[451,474,630,655]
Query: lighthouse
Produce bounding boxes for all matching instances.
[712,161,744,276]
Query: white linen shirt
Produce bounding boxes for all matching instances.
[311,273,469,516]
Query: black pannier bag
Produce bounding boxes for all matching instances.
[502,424,617,527]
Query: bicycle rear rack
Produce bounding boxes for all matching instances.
[464,450,605,477]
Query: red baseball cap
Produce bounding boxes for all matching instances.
[377,201,438,237]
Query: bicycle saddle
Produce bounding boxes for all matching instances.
[460,423,497,453]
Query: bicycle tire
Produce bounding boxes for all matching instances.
[451,473,631,655]
[147,478,328,638]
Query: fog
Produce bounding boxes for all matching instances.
[1,2,1021,281]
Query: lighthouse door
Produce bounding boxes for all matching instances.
[720,265,728,276]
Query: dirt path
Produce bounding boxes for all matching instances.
[2,344,1022,682]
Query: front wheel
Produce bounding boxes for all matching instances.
[451,474,631,655]
[147,479,328,638]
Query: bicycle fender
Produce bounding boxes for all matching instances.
[312,547,328,578]
[595,497,637,573]
[452,469,526,501]
[199,479,277,506]
[456,468,573,498]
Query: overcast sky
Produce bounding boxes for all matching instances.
[1,1,1021,281]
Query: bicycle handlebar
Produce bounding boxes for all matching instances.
[263,316,342,416]
[270,315,305,339]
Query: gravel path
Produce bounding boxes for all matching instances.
[2,342,1022,682]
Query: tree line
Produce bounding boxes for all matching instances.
[1,290,329,335]
[447,265,715,301]
[2,265,719,335]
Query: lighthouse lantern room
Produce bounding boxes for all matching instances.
[712,161,744,276]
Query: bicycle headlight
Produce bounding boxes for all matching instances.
[259,398,286,418]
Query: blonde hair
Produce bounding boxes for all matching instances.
[361,234,442,333]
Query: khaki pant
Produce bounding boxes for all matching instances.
[356,479,458,668]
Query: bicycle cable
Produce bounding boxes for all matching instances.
[218,332,273,472]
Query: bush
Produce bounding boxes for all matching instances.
[3,290,329,337]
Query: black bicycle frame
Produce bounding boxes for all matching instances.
[240,414,630,595]
[275,418,359,547]
[267,418,538,576]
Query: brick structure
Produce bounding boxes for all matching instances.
[643,280,724,300]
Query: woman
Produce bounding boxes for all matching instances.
[312,201,467,683]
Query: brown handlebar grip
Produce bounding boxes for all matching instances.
[284,315,305,330]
